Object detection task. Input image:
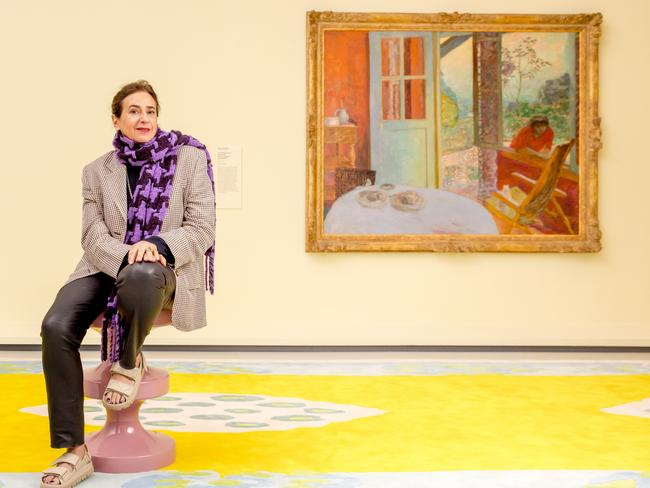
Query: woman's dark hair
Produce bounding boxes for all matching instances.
[528,115,549,127]
[111,80,160,117]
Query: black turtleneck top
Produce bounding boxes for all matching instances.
[116,165,175,275]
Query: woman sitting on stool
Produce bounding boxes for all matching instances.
[40,79,216,487]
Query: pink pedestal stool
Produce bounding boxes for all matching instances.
[83,310,175,473]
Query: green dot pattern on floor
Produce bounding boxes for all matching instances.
[19,392,385,433]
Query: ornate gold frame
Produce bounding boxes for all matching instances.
[305,11,602,252]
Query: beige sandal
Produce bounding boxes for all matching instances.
[102,354,148,411]
[40,447,93,488]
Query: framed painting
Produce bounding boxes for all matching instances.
[305,11,602,252]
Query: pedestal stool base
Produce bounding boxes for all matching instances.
[85,399,176,473]
[83,362,176,473]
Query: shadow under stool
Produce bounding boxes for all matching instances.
[83,310,175,473]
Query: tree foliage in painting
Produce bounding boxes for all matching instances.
[538,72,570,106]
[440,70,474,152]
[501,37,572,142]
[501,37,552,107]
[503,101,571,142]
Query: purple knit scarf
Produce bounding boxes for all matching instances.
[101,127,215,362]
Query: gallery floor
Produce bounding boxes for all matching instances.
[2,350,650,487]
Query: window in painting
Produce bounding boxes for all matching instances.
[500,32,577,166]
[381,36,426,120]
[439,34,475,154]
[438,34,479,200]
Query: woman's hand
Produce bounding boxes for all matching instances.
[128,240,167,267]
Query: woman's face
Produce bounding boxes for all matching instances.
[112,91,158,143]
[532,122,549,138]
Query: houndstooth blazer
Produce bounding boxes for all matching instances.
[64,145,216,332]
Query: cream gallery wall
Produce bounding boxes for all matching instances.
[0,0,648,346]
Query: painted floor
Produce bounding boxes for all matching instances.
[3,359,650,487]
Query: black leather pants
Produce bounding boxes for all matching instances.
[40,262,175,448]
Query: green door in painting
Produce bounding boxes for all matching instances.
[369,31,437,188]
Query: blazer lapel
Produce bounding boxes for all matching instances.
[104,153,128,223]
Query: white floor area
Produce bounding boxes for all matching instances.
[3,349,650,362]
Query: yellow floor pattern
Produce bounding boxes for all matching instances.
[5,372,650,473]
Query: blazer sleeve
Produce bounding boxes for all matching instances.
[81,164,131,278]
[156,149,216,268]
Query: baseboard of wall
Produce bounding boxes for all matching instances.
[3,344,650,353]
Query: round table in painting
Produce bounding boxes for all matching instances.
[324,184,498,235]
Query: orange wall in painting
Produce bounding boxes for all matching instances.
[324,31,370,170]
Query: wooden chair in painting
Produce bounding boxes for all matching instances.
[485,139,576,234]
[335,167,376,199]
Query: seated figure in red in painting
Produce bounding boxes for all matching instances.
[495,115,579,233]
[497,115,554,189]
[509,115,554,157]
